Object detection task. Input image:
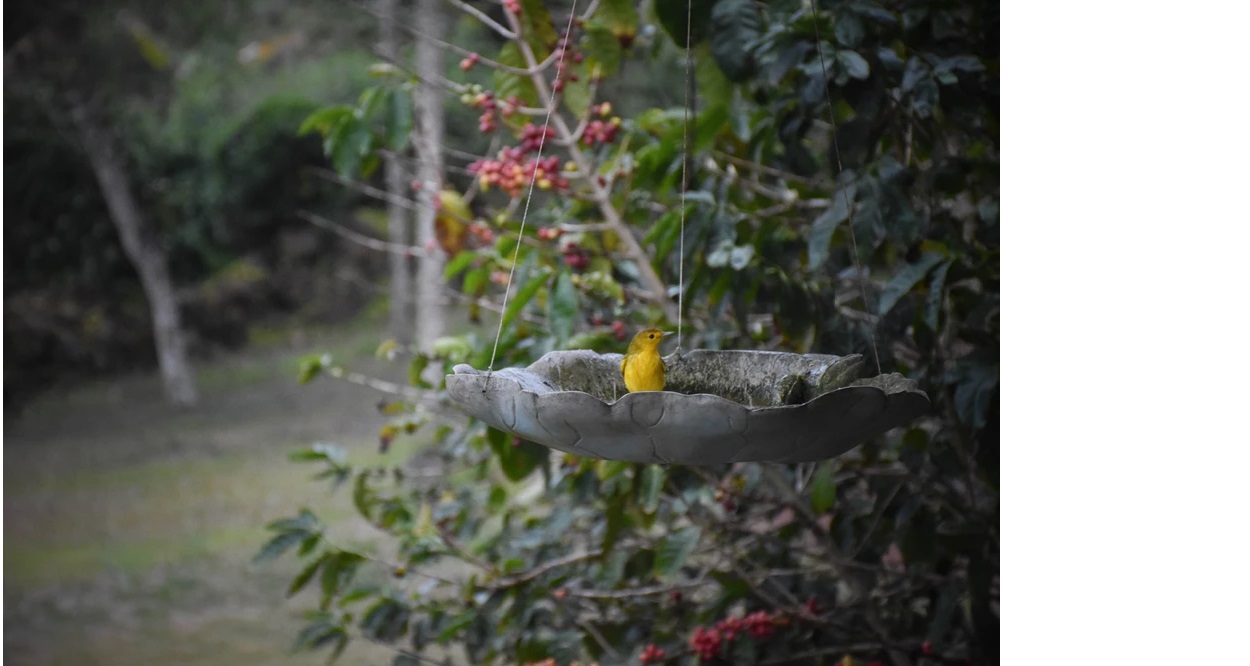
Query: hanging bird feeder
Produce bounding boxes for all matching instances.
[446,350,928,464]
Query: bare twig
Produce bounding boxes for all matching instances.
[299,210,435,258]
[489,549,604,589]
[309,167,422,213]
[437,523,496,573]
[444,0,516,39]
[326,366,430,401]
[566,580,709,600]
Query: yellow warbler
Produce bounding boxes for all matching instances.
[621,328,670,392]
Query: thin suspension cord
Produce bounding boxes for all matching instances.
[486,3,580,381]
[807,1,882,375]
[677,0,693,353]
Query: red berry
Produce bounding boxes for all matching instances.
[744,610,776,639]
[688,626,722,661]
[639,644,667,664]
[921,641,934,657]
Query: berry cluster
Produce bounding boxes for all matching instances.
[467,125,569,197]
[689,626,722,661]
[460,89,522,134]
[464,223,495,246]
[639,644,666,664]
[459,51,480,71]
[472,91,500,133]
[686,610,789,662]
[550,30,584,93]
[504,0,520,15]
[517,123,557,152]
[580,117,621,146]
[536,226,563,242]
[561,241,589,271]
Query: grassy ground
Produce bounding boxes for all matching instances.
[4,314,449,666]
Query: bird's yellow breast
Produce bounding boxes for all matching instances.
[621,350,666,392]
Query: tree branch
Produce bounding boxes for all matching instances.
[488,549,604,589]
[502,10,678,321]
[299,211,436,259]
[443,0,515,39]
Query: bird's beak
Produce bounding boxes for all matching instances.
[662,331,676,337]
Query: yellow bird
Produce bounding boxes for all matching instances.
[621,328,670,392]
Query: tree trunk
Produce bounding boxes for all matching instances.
[379,0,412,344]
[412,0,447,355]
[70,100,199,407]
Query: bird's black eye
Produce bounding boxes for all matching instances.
[649,333,655,338]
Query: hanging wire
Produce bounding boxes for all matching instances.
[806,0,882,375]
[677,0,694,353]
[486,2,581,383]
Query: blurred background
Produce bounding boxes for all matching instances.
[4,1,473,663]
[3,1,684,662]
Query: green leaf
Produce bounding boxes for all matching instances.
[408,354,431,388]
[501,271,549,332]
[654,526,701,580]
[595,459,631,482]
[582,26,623,76]
[502,439,545,482]
[697,42,734,112]
[709,0,763,82]
[594,0,639,44]
[431,336,473,363]
[443,250,478,280]
[288,443,346,466]
[267,508,322,532]
[357,86,386,122]
[836,49,870,80]
[328,116,372,177]
[437,609,477,642]
[352,472,374,520]
[254,530,307,564]
[952,359,999,428]
[877,252,944,316]
[288,553,329,597]
[562,71,591,118]
[297,355,323,384]
[321,551,365,604]
[299,105,353,136]
[833,14,865,47]
[808,184,857,268]
[709,570,752,602]
[362,598,411,642]
[809,461,837,514]
[494,43,539,107]
[488,427,544,482]
[924,260,952,330]
[638,465,666,514]
[519,0,559,54]
[547,271,579,344]
[386,87,414,151]
[653,0,717,45]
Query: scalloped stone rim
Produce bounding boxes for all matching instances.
[445,350,930,464]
